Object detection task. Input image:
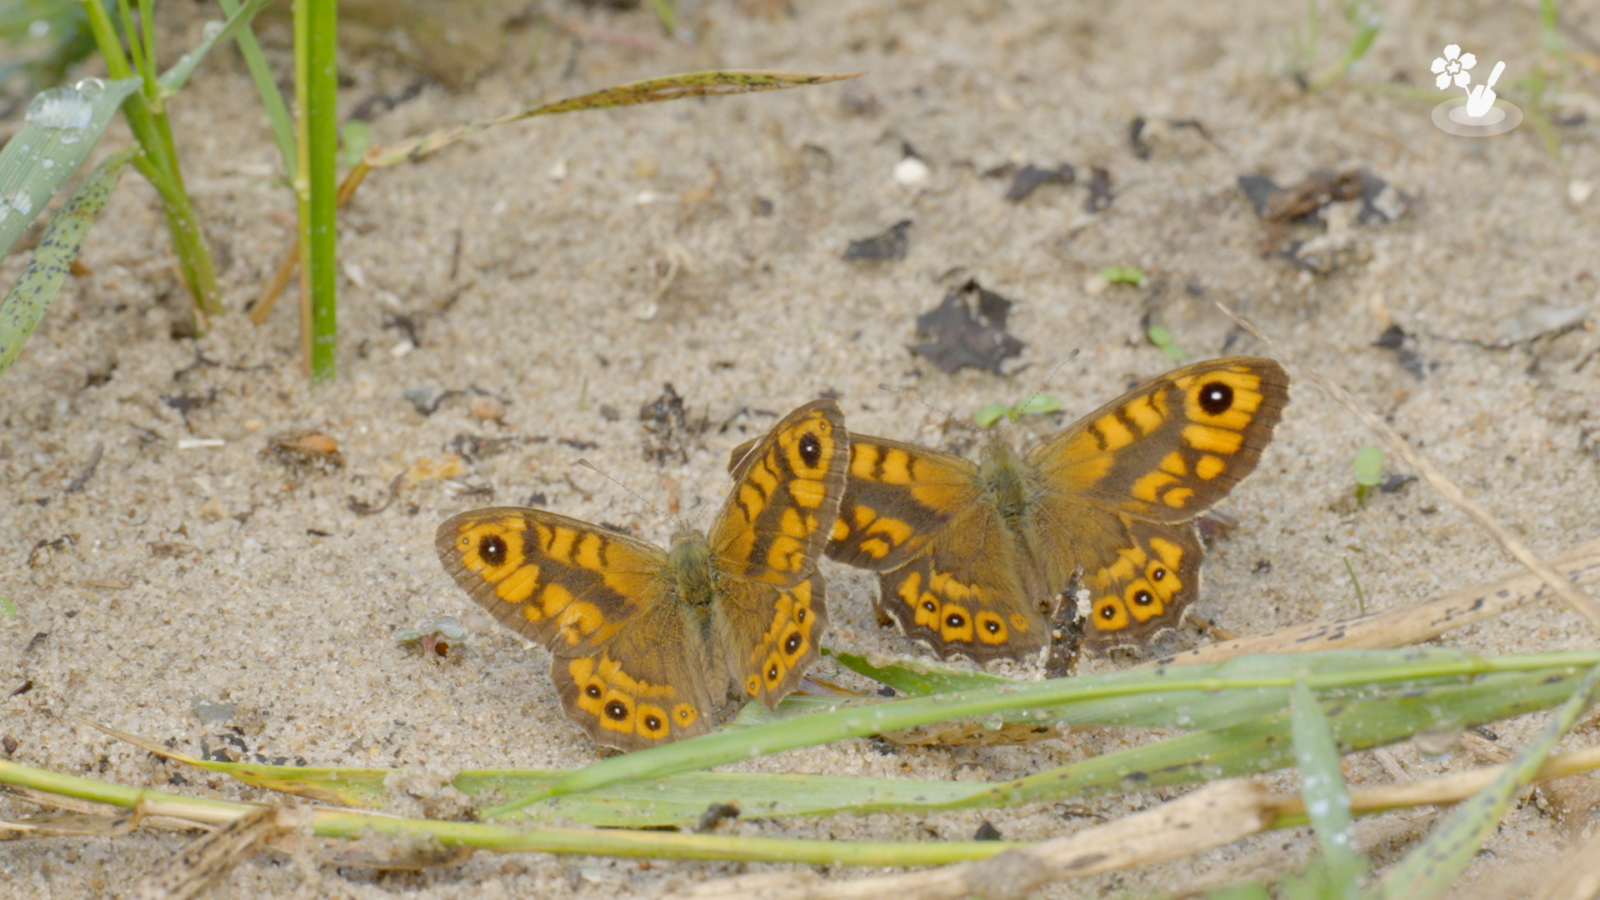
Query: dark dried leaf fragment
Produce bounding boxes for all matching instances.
[1084,166,1114,212]
[1004,163,1075,201]
[1373,324,1426,380]
[843,219,912,261]
[909,279,1025,375]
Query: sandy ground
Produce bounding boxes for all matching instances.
[3,0,1600,897]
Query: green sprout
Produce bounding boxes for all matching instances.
[1353,444,1384,505]
[1146,324,1187,361]
[0,596,16,618]
[339,119,371,172]
[974,393,1062,429]
[1099,265,1146,286]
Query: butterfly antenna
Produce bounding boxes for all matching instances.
[575,459,674,525]
[877,382,975,433]
[1015,351,1079,415]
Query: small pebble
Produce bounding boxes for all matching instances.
[469,395,505,421]
[893,155,930,186]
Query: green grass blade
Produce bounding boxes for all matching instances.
[0,758,1015,866]
[0,76,139,258]
[0,147,134,380]
[301,0,338,384]
[1290,677,1363,896]
[837,646,1481,732]
[363,70,861,169]
[156,0,278,96]
[980,664,1587,810]
[217,0,295,177]
[1369,661,1600,900]
[111,655,1596,827]
[488,651,1597,817]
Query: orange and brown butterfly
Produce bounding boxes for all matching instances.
[435,399,849,751]
[823,357,1288,662]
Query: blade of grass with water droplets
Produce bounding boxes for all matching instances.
[0,148,134,380]
[0,76,139,258]
[487,651,1597,818]
[1290,677,1363,896]
[1369,660,1600,900]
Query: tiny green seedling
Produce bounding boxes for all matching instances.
[1099,265,1146,286]
[1353,444,1384,505]
[1146,323,1187,361]
[0,596,16,618]
[339,119,371,170]
[974,393,1063,429]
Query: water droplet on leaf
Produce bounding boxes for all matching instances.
[25,87,93,130]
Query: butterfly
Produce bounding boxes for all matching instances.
[436,399,849,751]
[822,357,1289,661]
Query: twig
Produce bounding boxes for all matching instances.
[64,443,104,494]
[131,805,298,900]
[674,781,1272,900]
[1160,538,1600,667]
[1215,301,1600,633]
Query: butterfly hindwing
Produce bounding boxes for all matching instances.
[717,574,831,708]
[1078,516,1205,649]
[871,502,1048,663]
[550,599,721,750]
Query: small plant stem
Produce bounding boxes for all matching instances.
[218,0,297,179]
[0,758,1011,866]
[1343,556,1367,614]
[295,0,339,383]
[82,0,222,322]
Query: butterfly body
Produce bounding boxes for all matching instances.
[437,400,848,751]
[827,358,1289,661]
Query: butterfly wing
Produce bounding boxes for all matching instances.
[1025,358,1288,647]
[1077,515,1205,649]
[435,508,717,750]
[548,598,721,750]
[707,399,849,707]
[710,399,850,588]
[870,501,1049,662]
[825,435,984,571]
[1026,357,1288,525]
[715,574,831,708]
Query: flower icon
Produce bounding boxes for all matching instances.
[1431,44,1476,89]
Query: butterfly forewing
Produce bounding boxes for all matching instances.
[435,508,666,651]
[710,399,850,588]
[1027,358,1289,525]
[825,436,983,571]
